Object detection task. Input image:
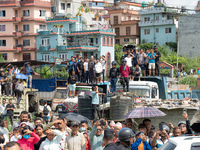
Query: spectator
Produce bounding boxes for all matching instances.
[89,120,105,150]
[116,128,134,149]
[103,129,119,150]
[100,55,106,82]
[143,119,154,139]
[109,61,119,94]
[12,111,34,132]
[178,112,192,135]
[137,49,147,76]
[68,71,78,97]
[72,58,79,78]
[6,99,15,126]
[119,60,130,92]
[0,119,9,149]
[132,131,152,150]
[133,64,141,81]
[95,58,102,83]
[145,49,150,76]
[14,79,24,108]
[125,118,133,129]
[39,129,63,150]
[83,133,91,150]
[4,142,21,150]
[113,122,122,143]
[77,57,84,83]
[133,48,139,67]
[172,127,181,137]
[24,62,34,88]
[34,117,42,127]
[12,66,20,74]
[34,124,47,150]
[65,122,86,150]
[88,56,96,84]
[17,125,40,150]
[0,99,7,120]
[6,70,15,96]
[10,127,20,142]
[84,58,89,83]
[1,71,7,96]
[109,121,115,130]
[138,123,152,146]
[42,101,51,124]
[121,51,128,63]
[91,86,105,119]
[153,45,161,76]
[125,53,133,80]
[80,120,89,134]
[148,49,156,76]
[68,56,74,77]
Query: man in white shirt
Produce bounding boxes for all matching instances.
[95,58,103,83]
[84,58,89,83]
[125,53,133,80]
[0,99,7,119]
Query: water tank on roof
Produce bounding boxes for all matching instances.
[181,6,186,13]
[51,6,56,13]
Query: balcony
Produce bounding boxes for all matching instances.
[139,19,174,27]
[0,0,20,6]
[139,7,165,14]
[12,17,21,22]
[39,45,50,51]
[56,45,67,50]
[37,29,52,35]
[20,0,51,7]
[13,31,22,37]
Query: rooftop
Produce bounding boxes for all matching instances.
[0,0,51,7]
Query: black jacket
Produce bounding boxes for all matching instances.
[154,50,161,63]
[77,61,84,71]
[69,75,78,84]
[116,141,131,150]
[109,67,119,78]
[104,142,120,150]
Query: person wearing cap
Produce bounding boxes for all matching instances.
[24,62,34,88]
[132,131,152,150]
[113,122,122,143]
[109,121,115,130]
[103,129,119,150]
[119,59,130,92]
[65,121,86,150]
[152,124,169,149]
[153,45,161,76]
[116,128,135,150]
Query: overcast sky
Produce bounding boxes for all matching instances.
[136,0,198,10]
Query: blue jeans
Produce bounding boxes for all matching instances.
[111,78,117,93]
[84,71,89,83]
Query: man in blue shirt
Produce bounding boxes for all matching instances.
[91,86,105,119]
[24,62,34,88]
[72,58,78,78]
[148,49,155,76]
[68,56,74,77]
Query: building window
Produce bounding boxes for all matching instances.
[0,40,6,46]
[23,10,30,17]
[23,53,31,61]
[41,38,50,46]
[144,17,150,21]
[61,3,65,10]
[0,10,6,17]
[155,16,159,20]
[59,53,67,61]
[144,29,150,35]
[39,25,46,30]
[42,54,50,62]
[0,25,6,32]
[114,16,118,24]
[126,27,131,35]
[124,38,129,42]
[115,28,120,36]
[115,39,120,44]
[96,38,98,45]
[156,28,159,33]
[23,39,30,46]
[107,37,109,45]
[39,10,46,17]
[2,53,7,60]
[165,28,172,33]
[103,36,105,45]
[83,3,86,7]
[111,37,113,46]
[23,24,30,31]
[67,3,71,8]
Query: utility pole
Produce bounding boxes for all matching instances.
[177,40,179,70]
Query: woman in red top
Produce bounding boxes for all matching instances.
[83,132,91,150]
[17,125,40,150]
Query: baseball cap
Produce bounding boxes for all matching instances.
[71,121,79,127]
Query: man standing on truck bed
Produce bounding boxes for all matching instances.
[42,101,51,124]
[119,59,130,92]
[77,57,84,83]
[153,45,161,76]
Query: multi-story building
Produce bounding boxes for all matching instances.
[0,0,51,61]
[107,1,142,45]
[36,16,115,72]
[138,6,177,45]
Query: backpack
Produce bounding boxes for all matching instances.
[43,105,49,116]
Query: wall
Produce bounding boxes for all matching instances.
[178,15,200,58]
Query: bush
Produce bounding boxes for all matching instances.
[178,77,197,86]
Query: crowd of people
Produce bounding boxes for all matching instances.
[0,106,198,150]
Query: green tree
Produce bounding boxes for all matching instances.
[178,77,197,86]
[139,43,154,50]
[115,44,123,65]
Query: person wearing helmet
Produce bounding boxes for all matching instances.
[116,128,135,150]
[152,124,169,149]
[109,61,119,94]
[119,60,130,92]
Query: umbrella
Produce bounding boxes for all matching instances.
[191,121,200,133]
[16,73,27,80]
[124,107,166,119]
[61,113,92,128]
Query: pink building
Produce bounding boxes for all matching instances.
[0,0,51,61]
